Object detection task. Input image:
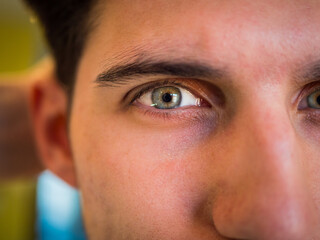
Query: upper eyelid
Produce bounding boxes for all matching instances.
[299,82,320,100]
[294,81,318,101]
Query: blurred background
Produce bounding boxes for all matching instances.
[0,0,86,239]
[0,0,45,72]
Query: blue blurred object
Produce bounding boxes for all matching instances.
[37,171,87,240]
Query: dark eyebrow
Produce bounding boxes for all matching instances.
[95,60,225,87]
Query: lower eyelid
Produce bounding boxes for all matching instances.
[131,102,217,123]
[304,111,320,124]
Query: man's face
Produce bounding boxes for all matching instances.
[69,0,320,239]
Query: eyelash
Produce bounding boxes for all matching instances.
[301,81,320,97]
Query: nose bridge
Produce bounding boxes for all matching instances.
[212,92,320,239]
[243,98,296,177]
[233,88,297,185]
[238,96,305,211]
[240,101,307,215]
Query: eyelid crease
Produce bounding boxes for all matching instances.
[299,81,320,100]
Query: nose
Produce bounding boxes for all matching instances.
[212,100,320,240]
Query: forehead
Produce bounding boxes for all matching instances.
[82,0,320,79]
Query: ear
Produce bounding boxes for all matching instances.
[31,77,77,187]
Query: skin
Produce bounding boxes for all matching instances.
[33,0,320,239]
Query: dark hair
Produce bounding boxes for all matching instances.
[23,0,99,92]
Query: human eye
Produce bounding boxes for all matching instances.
[125,79,221,123]
[298,83,320,110]
[297,82,320,127]
[137,85,207,109]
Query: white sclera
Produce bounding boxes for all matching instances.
[179,88,200,107]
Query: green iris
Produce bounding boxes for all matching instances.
[307,90,320,109]
[152,86,182,109]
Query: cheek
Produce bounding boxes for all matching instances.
[70,109,218,234]
[303,144,320,211]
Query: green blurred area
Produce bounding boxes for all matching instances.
[0,0,46,74]
[0,0,45,239]
[0,180,37,240]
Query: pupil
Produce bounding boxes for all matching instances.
[162,93,172,103]
[317,95,320,105]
